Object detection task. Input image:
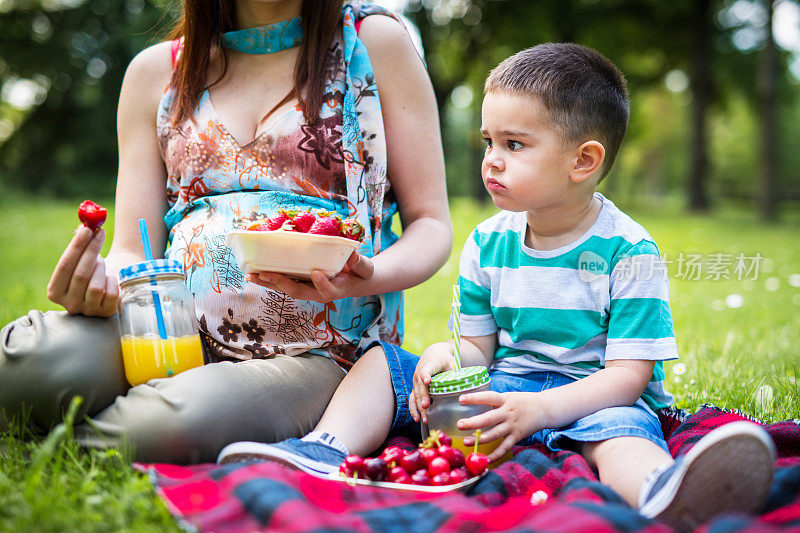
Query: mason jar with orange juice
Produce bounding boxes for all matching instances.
[117,259,204,386]
[422,366,512,467]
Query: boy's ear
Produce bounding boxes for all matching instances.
[570,141,605,184]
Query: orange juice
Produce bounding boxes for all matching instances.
[120,334,204,386]
[451,436,513,468]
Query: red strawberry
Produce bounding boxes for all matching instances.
[292,211,317,233]
[265,210,295,231]
[308,215,342,237]
[341,218,365,242]
[77,200,107,231]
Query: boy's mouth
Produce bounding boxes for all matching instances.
[486,177,506,191]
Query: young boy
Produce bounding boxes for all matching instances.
[219,44,775,530]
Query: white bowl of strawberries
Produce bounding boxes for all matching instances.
[227,209,365,280]
[331,430,490,493]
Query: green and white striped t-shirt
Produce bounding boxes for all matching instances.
[455,193,678,411]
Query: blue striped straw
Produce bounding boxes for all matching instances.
[139,219,168,340]
[452,285,462,371]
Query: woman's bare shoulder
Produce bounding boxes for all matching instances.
[357,13,419,63]
[125,41,174,89]
[119,41,174,111]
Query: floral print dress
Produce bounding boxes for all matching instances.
[157,5,403,369]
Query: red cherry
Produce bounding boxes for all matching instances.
[340,454,365,477]
[430,472,451,486]
[342,455,364,477]
[380,446,406,467]
[438,445,465,468]
[410,469,431,485]
[363,458,388,481]
[437,433,453,446]
[398,449,426,474]
[387,466,409,483]
[420,448,439,465]
[427,456,450,476]
[448,468,468,484]
[465,452,489,476]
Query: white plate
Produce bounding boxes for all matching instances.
[226,230,360,280]
[325,471,486,493]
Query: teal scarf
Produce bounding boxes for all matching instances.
[222,17,302,54]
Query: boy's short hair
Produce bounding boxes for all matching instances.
[485,43,629,181]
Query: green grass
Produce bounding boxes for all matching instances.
[0,197,799,530]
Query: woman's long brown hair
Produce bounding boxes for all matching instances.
[167,0,344,126]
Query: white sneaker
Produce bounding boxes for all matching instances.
[638,421,775,532]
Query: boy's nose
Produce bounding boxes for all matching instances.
[484,153,505,172]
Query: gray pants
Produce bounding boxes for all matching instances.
[0,310,345,463]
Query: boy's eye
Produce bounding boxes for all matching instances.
[482,137,493,149]
[507,140,523,151]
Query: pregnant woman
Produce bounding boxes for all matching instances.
[0,0,451,463]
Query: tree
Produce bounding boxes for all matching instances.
[0,0,172,197]
[758,0,778,221]
[688,0,712,212]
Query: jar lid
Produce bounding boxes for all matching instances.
[429,366,489,394]
[119,259,184,284]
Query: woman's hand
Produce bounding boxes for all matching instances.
[408,342,457,424]
[246,251,374,303]
[47,226,119,317]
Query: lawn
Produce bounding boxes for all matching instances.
[0,196,798,530]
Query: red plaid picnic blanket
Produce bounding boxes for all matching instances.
[138,406,800,532]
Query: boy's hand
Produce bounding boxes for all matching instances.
[408,342,456,424]
[456,391,540,463]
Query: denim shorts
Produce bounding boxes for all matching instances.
[372,341,668,453]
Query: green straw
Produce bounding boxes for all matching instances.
[452,284,462,371]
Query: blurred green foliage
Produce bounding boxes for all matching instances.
[0,0,175,196]
[0,0,799,212]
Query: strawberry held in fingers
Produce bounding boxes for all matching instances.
[77,200,107,231]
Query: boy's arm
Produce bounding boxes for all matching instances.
[409,333,496,423]
[458,358,654,462]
